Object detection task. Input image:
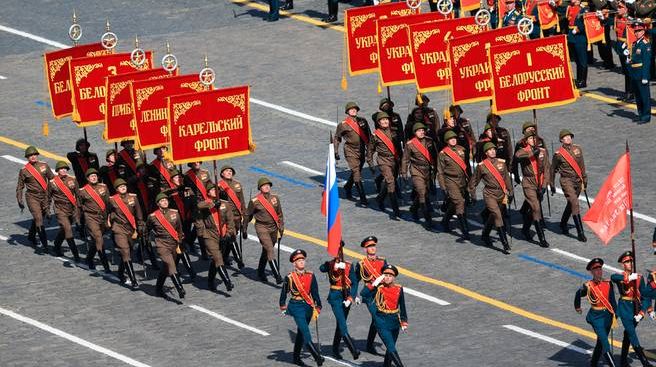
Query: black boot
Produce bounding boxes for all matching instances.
[534,221,550,248]
[208,263,218,291]
[99,249,112,274]
[178,252,196,280]
[27,220,37,247]
[481,219,493,246]
[603,351,617,367]
[38,226,49,254]
[521,209,533,241]
[344,175,353,199]
[332,328,342,359]
[441,206,454,232]
[127,261,139,288]
[66,238,81,262]
[155,271,167,298]
[383,352,391,367]
[498,226,511,253]
[410,198,419,221]
[280,0,293,10]
[293,332,305,366]
[422,203,432,230]
[376,185,387,211]
[217,265,234,291]
[53,232,64,256]
[366,321,379,354]
[86,247,97,270]
[170,274,186,299]
[390,351,405,367]
[118,262,127,284]
[560,204,571,235]
[374,174,383,193]
[344,334,360,360]
[620,332,630,367]
[356,181,368,207]
[573,214,587,242]
[257,254,268,282]
[230,237,245,269]
[635,346,653,367]
[389,193,401,220]
[269,260,283,284]
[457,214,470,240]
[307,343,324,366]
[221,241,233,267]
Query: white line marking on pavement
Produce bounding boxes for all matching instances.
[281,161,346,184]
[188,305,270,336]
[251,98,336,127]
[0,75,7,80]
[502,324,592,355]
[324,355,361,367]
[2,154,27,165]
[551,248,623,273]
[0,24,70,49]
[0,235,8,241]
[0,306,152,367]
[52,256,134,285]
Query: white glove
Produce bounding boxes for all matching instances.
[373,0,380,4]
[549,0,555,6]
[343,300,352,308]
[572,29,577,34]
[625,0,635,4]
[280,311,287,318]
[355,297,362,305]
[642,79,649,85]
[649,311,656,320]
[401,325,408,332]
[635,314,643,323]
[334,262,346,270]
[624,49,630,56]
[372,274,385,287]
[629,273,639,281]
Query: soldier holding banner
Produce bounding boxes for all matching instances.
[17,146,53,253]
[116,140,145,181]
[162,168,196,281]
[486,113,513,170]
[217,165,246,269]
[67,139,99,187]
[100,149,119,196]
[438,131,472,240]
[401,123,437,229]
[628,20,652,124]
[184,162,211,260]
[613,2,634,102]
[78,168,111,273]
[367,112,402,220]
[566,0,589,88]
[108,179,143,288]
[48,161,81,261]
[374,98,405,146]
[404,95,438,143]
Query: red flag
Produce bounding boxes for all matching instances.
[582,152,632,245]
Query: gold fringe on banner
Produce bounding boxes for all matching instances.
[341,33,348,91]
[42,120,49,137]
[377,80,382,94]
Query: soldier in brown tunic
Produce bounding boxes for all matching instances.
[550,129,588,242]
[217,165,246,269]
[438,130,472,240]
[108,178,144,288]
[99,149,119,196]
[334,102,372,206]
[146,192,186,299]
[162,168,196,280]
[487,113,513,170]
[373,98,405,146]
[515,130,551,247]
[148,145,176,195]
[474,124,495,163]
[48,161,80,260]
[404,94,439,142]
[512,121,545,185]
[66,139,100,187]
[243,177,284,284]
[197,181,235,292]
[78,168,111,272]
[401,123,437,229]
[367,112,402,220]
[184,161,211,260]
[469,143,512,253]
[17,146,54,253]
[449,105,476,157]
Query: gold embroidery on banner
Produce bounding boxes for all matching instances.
[455,24,484,34]
[173,100,201,122]
[536,43,564,61]
[350,13,375,33]
[119,59,150,70]
[390,9,414,16]
[136,85,164,109]
[87,50,111,57]
[381,24,406,47]
[452,41,479,66]
[74,63,103,85]
[180,82,205,92]
[495,33,526,43]
[109,81,130,103]
[49,57,71,81]
[494,50,520,73]
[217,94,246,113]
[412,29,440,52]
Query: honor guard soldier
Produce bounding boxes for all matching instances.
[280,249,324,366]
[474,124,495,163]
[48,161,81,260]
[367,112,402,220]
[319,242,360,361]
[352,236,387,355]
[487,113,513,169]
[550,129,588,242]
[468,143,512,253]
[574,258,618,367]
[614,2,634,102]
[361,264,408,367]
[66,138,99,187]
[567,0,589,88]
[148,145,176,194]
[502,0,523,27]
[197,181,235,292]
[334,102,372,207]
[184,162,211,260]
[610,251,652,366]
[243,177,284,284]
[100,149,119,196]
[108,179,143,288]
[404,94,439,143]
[401,123,437,228]
[438,130,472,240]
[162,168,196,281]
[629,20,652,124]
[217,165,246,268]
[17,146,54,253]
[373,98,405,146]
[639,265,656,321]
[321,0,339,23]
[116,139,145,184]
[78,168,111,273]
[515,130,551,247]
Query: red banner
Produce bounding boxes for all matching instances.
[409,17,485,92]
[461,0,481,12]
[584,13,605,49]
[43,43,110,119]
[344,3,417,76]
[537,1,559,30]
[132,74,211,149]
[69,52,153,127]
[488,35,578,114]
[378,13,455,87]
[167,86,252,164]
[449,26,524,104]
[104,68,172,143]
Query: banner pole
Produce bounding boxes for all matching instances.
[626,140,639,316]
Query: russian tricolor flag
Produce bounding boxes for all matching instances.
[322,143,342,257]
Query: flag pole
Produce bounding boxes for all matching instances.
[626,140,639,315]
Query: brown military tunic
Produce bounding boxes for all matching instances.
[109,193,144,261]
[437,145,470,215]
[66,151,100,187]
[197,199,235,266]
[469,158,512,227]
[78,182,110,251]
[17,161,54,227]
[218,178,246,233]
[366,127,401,193]
[494,126,513,169]
[551,144,587,215]
[243,192,284,261]
[148,158,177,195]
[401,137,437,204]
[405,107,439,142]
[99,163,120,196]
[515,144,551,221]
[333,116,371,182]
[146,208,184,276]
[48,175,79,240]
[185,168,212,238]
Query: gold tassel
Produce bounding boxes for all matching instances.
[311,307,319,321]
[42,120,49,137]
[341,75,348,91]
[377,81,382,94]
[443,106,451,121]
[611,315,618,329]
[416,93,422,105]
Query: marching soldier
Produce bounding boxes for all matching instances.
[566,0,589,88]
[99,149,119,196]
[486,113,513,169]
[16,146,53,253]
[334,102,372,207]
[373,98,405,145]
[361,264,408,367]
[610,251,652,366]
[474,124,495,163]
[66,138,99,187]
[108,179,143,288]
[197,181,235,292]
[438,130,472,240]
[468,143,512,253]
[367,112,402,220]
[550,129,588,242]
[401,123,437,229]
[217,165,246,269]
[184,161,211,260]
[321,0,338,23]
[78,168,111,272]
[614,2,634,102]
[146,192,186,299]
[116,139,145,184]
[48,161,80,260]
[449,105,476,155]
[267,0,280,22]
[352,236,387,355]
[628,20,652,124]
[514,130,551,248]
[319,242,360,361]
[436,110,473,154]
[148,145,176,195]
[243,177,284,284]
[162,168,196,280]
[512,121,544,185]
[404,95,439,143]
[279,249,324,366]
[574,258,618,367]
[502,0,523,27]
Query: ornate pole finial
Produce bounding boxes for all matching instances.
[135,34,140,48]
[166,41,171,54]
[105,18,111,32]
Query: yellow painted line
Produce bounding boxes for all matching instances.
[0,136,67,162]
[581,91,656,115]
[230,0,345,32]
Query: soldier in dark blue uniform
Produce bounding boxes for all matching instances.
[574,258,618,367]
[319,242,360,361]
[502,0,523,26]
[628,20,652,124]
[567,0,589,88]
[613,2,634,102]
[361,264,408,367]
[268,0,280,22]
[280,249,324,366]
